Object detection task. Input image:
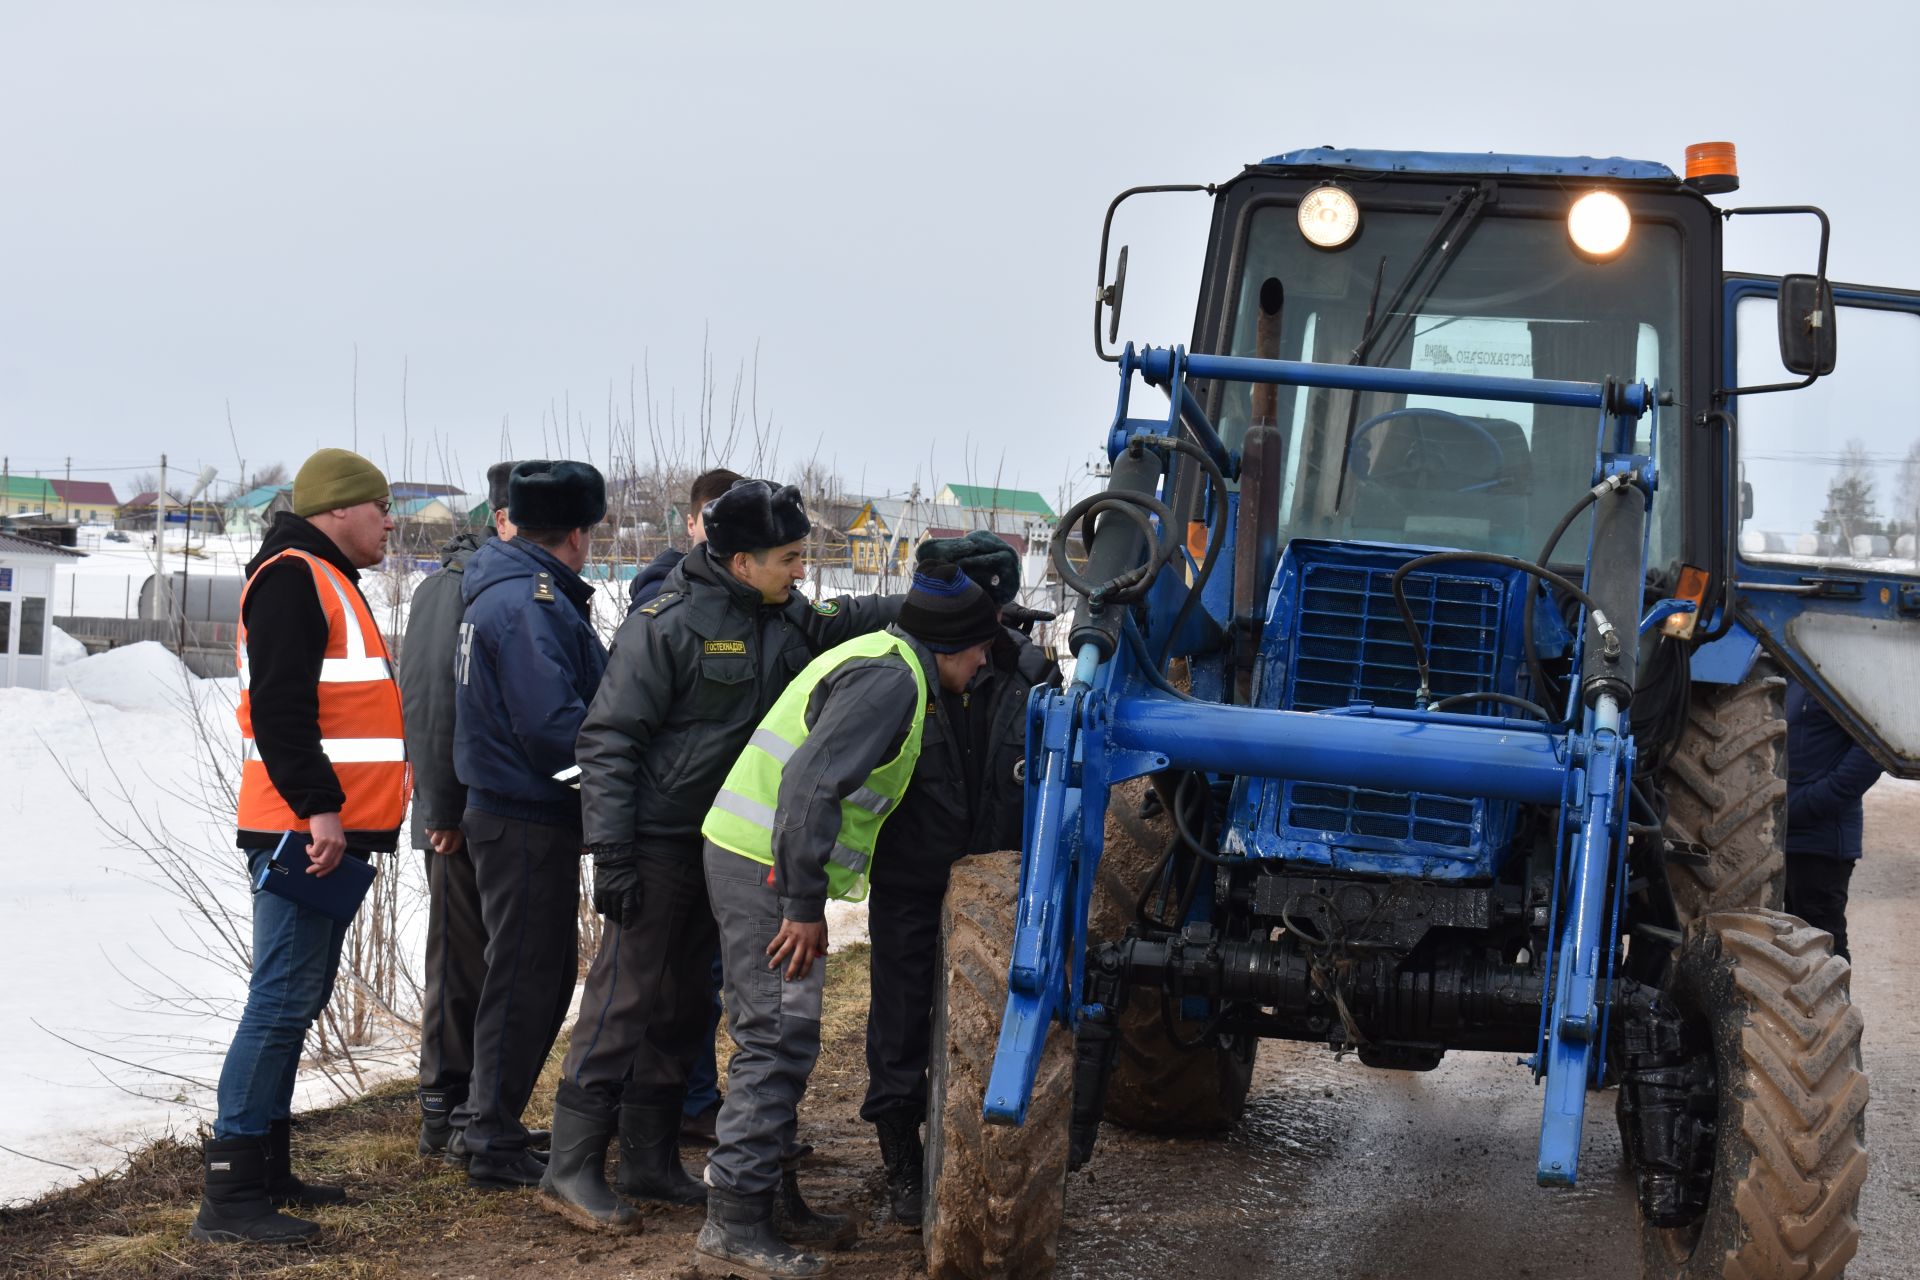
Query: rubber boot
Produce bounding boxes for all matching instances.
[772,1146,856,1252]
[189,1137,321,1245]
[537,1102,640,1235]
[417,1087,463,1157]
[265,1118,346,1208]
[873,1113,924,1227]
[694,1185,825,1279]
[615,1102,707,1206]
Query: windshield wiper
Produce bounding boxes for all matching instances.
[1335,181,1497,506]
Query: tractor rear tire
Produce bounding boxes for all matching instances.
[1659,661,1788,927]
[924,851,1072,1280]
[1639,909,1867,1280]
[1091,779,1256,1133]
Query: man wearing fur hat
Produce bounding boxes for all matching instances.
[449,461,610,1190]
[541,479,898,1237]
[400,460,527,1160]
[193,448,404,1245]
[694,563,1005,1279]
[861,530,1059,1226]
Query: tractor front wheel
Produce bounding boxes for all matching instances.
[1637,910,1867,1280]
[924,851,1073,1280]
[1660,662,1788,927]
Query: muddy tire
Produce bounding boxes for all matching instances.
[1639,910,1868,1280]
[1660,663,1788,927]
[1090,779,1256,1133]
[924,851,1072,1280]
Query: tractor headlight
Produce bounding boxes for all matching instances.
[1298,185,1360,249]
[1568,191,1632,259]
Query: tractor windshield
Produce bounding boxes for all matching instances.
[1213,200,1683,567]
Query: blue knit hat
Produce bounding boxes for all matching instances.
[897,563,1001,653]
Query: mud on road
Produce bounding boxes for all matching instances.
[9,786,1917,1279]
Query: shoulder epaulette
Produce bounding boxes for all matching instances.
[532,571,556,604]
[637,590,685,618]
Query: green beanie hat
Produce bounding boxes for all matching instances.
[916,529,1021,605]
[293,448,390,517]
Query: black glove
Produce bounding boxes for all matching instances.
[589,844,644,925]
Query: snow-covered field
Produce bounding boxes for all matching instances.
[0,629,869,1205]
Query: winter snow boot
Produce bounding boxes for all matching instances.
[614,1101,707,1205]
[447,1125,547,1169]
[772,1145,856,1251]
[417,1087,463,1156]
[873,1112,925,1227]
[537,1102,639,1235]
[265,1118,346,1208]
[189,1136,321,1245]
[694,1185,825,1279]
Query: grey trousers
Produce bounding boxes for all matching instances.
[703,840,826,1197]
[452,810,581,1158]
[556,843,718,1119]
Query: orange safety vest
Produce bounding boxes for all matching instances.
[236,548,409,837]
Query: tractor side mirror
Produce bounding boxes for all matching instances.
[1777,273,1837,376]
[1740,479,1755,522]
[1102,245,1129,346]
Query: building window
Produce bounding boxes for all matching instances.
[0,600,10,653]
[19,598,43,657]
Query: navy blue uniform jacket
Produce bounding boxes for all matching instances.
[454,536,608,827]
[1784,682,1883,862]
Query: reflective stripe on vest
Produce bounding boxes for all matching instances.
[701,630,928,903]
[236,548,409,836]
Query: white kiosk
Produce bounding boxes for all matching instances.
[0,530,83,690]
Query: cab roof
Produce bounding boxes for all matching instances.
[1257,147,1678,182]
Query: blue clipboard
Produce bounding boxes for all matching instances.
[253,830,378,923]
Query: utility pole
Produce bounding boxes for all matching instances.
[64,457,71,522]
[153,454,168,628]
[2,455,9,517]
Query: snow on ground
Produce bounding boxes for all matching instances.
[0,629,869,1204]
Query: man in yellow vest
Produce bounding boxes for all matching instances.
[695,564,1002,1280]
[193,448,406,1245]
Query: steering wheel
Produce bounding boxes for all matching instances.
[1346,407,1507,493]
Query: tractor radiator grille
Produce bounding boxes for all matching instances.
[1274,561,1509,859]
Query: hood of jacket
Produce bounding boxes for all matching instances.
[462,535,594,610]
[246,511,360,582]
[436,527,490,571]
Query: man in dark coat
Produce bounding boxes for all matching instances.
[628,466,741,615]
[400,460,522,1158]
[539,479,899,1237]
[861,530,1059,1225]
[1784,681,1883,961]
[450,461,610,1190]
[623,464,740,1144]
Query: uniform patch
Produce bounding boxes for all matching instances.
[638,591,683,617]
[533,571,555,603]
[812,600,841,616]
[704,639,747,655]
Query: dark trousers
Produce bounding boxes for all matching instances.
[682,950,726,1116]
[1785,853,1856,961]
[453,810,581,1158]
[558,844,719,1120]
[861,875,946,1125]
[704,841,824,1197]
[418,843,489,1103]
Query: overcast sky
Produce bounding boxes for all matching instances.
[3,1,1915,509]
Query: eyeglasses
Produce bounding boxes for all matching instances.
[373,499,392,516]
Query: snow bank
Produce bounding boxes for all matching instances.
[55,641,198,713]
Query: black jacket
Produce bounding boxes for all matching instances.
[627,546,684,614]
[872,625,1060,891]
[576,543,900,854]
[453,536,608,828]
[399,527,489,849]
[235,513,397,853]
[1784,682,1883,862]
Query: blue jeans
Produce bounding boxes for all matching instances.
[212,848,352,1140]
[683,950,725,1116]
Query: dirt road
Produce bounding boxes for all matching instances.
[1060,779,1920,1279]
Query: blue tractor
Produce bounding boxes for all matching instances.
[922,147,1910,1279]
